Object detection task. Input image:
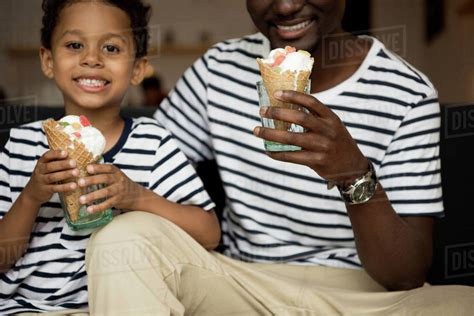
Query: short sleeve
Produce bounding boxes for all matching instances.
[0,139,13,219]
[154,54,213,164]
[378,93,443,216]
[148,131,215,211]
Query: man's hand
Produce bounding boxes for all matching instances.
[77,164,144,213]
[253,90,369,184]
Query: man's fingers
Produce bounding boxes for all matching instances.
[266,150,325,169]
[260,106,326,132]
[274,90,333,118]
[253,126,325,151]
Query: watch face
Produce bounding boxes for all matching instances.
[352,181,375,203]
[352,182,370,202]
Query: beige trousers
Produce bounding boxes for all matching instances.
[80,212,474,315]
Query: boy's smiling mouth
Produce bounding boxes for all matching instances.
[74,76,110,92]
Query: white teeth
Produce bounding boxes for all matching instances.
[77,78,107,87]
[277,20,312,32]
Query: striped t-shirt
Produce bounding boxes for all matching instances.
[155,33,443,268]
[0,116,214,313]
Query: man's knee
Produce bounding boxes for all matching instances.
[86,212,185,275]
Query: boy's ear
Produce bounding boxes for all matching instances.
[130,57,149,86]
[39,47,55,79]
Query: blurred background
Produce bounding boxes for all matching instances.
[0,0,473,107]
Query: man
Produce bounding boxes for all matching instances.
[87,0,474,314]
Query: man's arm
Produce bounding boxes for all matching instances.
[254,90,436,290]
[346,185,433,290]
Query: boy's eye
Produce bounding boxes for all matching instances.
[103,45,120,54]
[66,42,83,50]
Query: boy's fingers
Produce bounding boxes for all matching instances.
[50,182,78,193]
[41,150,68,163]
[77,174,110,188]
[44,169,79,184]
[87,163,115,174]
[86,198,115,214]
[79,186,111,205]
[39,159,77,174]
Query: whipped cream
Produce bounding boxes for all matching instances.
[262,46,314,73]
[59,115,105,158]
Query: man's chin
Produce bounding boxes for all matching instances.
[268,35,320,53]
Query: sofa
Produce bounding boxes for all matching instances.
[0,103,473,287]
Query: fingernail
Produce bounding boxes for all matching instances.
[78,178,85,186]
[79,195,86,204]
[72,169,79,177]
[274,91,283,98]
[70,183,76,190]
[87,206,93,214]
[69,160,76,167]
[253,126,261,135]
[61,150,67,157]
[87,165,94,173]
[260,106,268,115]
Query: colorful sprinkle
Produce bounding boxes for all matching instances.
[72,122,82,131]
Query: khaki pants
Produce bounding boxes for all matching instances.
[80,212,474,315]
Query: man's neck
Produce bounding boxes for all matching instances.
[310,33,372,93]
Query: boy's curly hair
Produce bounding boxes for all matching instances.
[41,0,151,58]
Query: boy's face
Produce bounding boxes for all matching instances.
[246,0,345,52]
[40,2,146,111]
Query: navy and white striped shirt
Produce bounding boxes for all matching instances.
[0,116,214,313]
[155,33,443,268]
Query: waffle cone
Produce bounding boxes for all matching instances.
[257,59,311,130]
[43,119,99,222]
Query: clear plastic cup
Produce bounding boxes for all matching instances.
[256,79,311,152]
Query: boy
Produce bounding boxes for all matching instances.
[0,0,220,314]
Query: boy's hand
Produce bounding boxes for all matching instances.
[24,150,79,206]
[77,164,144,213]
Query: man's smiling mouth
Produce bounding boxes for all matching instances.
[276,20,313,32]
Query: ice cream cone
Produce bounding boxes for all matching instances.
[257,59,310,130]
[43,119,98,222]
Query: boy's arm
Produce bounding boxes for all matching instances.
[79,163,221,250]
[0,149,78,272]
[0,192,42,272]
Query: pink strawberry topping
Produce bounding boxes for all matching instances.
[80,115,91,127]
[270,46,297,68]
